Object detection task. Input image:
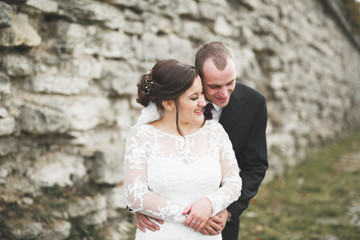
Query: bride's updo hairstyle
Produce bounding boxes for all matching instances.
[137,59,199,135]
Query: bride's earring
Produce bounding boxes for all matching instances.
[162,100,174,113]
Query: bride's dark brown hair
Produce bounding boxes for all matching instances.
[137,59,199,136]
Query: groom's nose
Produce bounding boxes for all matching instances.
[219,87,229,98]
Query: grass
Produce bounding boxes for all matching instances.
[238,132,360,240]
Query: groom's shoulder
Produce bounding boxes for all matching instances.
[234,82,266,102]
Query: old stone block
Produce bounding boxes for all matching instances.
[214,15,234,37]
[10,222,43,240]
[0,116,15,136]
[0,107,8,118]
[110,0,138,7]
[0,13,41,47]
[91,146,124,185]
[83,208,108,225]
[251,35,282,54]
[0,167,8,179]
[26,95,114,132]
[42,220,71,240]
[0,2,12,28]
[1,54,34,77]
[239,0,261,10]
[54,58,102,80]
[27,152,86,187]
[309,41,334,57]
[58,0,125,30]
[54,21,94,56]
[0,72,11,94]
[261,56,283,71]
[20,104,70,134]
[26,0,58,13]
[142,32,170,60]
[0,137,17,156]
[69,127,122,152]
[265,154,286,182]
[258,3,279,21]
[175,0,199,16]
[105,185,126,210]
[233,48,262,80]
[124,21,144,35]
[101,60,140,96]
[182,20,214,43]
[198,2,221,20]
[143,14,174,35]
[252,17,287,42]
[99,31,133,59]
[114,99,132,130]
[28,74,90,95]
[22,197,34,205]
[103,220,135,240]
[67,194,107,218]
[270,72,286,90]
[168,34,194,64]
[55,21,87,43]
[64,96,114,131]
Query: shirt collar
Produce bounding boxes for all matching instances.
[206,100,222,112]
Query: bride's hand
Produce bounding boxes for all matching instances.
[182,197,213,232]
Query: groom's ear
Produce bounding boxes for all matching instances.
[162,100,175,111]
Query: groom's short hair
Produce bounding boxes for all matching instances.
[195,41,233,79]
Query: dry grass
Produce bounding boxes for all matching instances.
[238,132,360,240]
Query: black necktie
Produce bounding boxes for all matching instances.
[204,103,214,120]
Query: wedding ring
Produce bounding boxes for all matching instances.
[192,221,197,225]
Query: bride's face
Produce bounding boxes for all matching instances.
[177,76,206,125]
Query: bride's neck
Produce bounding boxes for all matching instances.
[151,113,201,136]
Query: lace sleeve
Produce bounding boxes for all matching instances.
[205,124,242,215]
[124,126,186,223]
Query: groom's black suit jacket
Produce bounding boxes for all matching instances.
[219,82,268,239]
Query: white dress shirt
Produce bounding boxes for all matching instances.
[205,101,223,122]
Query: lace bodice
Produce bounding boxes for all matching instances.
[124,120,242,226]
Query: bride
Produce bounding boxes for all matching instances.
[124,59,242,240]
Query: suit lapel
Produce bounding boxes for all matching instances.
[219,83,245,133]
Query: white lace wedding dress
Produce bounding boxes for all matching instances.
[124,120,242,240]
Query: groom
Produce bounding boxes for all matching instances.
[135,41,268,240]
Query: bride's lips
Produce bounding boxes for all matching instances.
[195,109,203,115]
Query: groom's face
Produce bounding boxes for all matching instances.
[202,58,236,108]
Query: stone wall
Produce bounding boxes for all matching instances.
[0,0,359,239]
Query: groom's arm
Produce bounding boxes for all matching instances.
[200,209,229,235]
[135,212,163,232]
[201,96,268,235]
[227,96,268,221]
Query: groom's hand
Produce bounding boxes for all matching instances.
[136,212,163,232]
[200,209,228,235]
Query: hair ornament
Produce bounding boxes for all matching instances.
[144,68,153,94]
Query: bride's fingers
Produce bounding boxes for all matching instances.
[187,218,198,228]
[184,216,194,226]
[191,219,198,227]
[188,219,204,231]
[182,205,192,215]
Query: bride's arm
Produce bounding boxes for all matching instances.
[183,124,242,232]
[205,124,242,215]
[124,127,186,223]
